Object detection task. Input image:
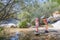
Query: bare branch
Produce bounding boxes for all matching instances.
[0,0,11,13]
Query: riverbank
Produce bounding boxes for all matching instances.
[1,27,60,34]
[0,28,60,40]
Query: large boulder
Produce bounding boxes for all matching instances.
[0,23,17,28]
[52,20,60,28]
[53,11,60,20]
[0,19,19,27]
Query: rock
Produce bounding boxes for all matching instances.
[52,20,60,28]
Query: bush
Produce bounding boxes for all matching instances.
[0,27,4,32]
[19,20,28,28]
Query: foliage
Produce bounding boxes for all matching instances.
[19,19,28,28]
[0,0,60,26]
[0,0,20,21]
[17,0,60,26]
[52,0,60,4]
[0,27,4,32]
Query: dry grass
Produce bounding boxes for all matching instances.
[0,28,60,40]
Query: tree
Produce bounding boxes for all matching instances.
[17,0,60,25]
[0,0,20,21]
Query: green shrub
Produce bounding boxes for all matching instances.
[0,27,4,32]
[19,20,28,28]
